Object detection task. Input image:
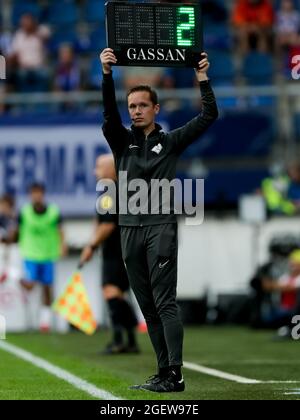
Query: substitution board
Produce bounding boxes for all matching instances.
[105,1,203,67]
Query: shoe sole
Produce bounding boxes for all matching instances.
[139,384,185,393]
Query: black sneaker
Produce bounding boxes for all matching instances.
[140,370,185,393]
[125,345,141,354]
[100,343,127,355]
[129,373,166,390]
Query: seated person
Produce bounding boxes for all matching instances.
[232,0,275,54]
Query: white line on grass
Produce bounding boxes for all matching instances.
[0,340,121,400]
[183,361,300,384]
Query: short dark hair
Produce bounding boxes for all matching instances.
[127,85,159,106]
[28,182,45,193]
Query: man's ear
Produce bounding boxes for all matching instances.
[155,104,160,115]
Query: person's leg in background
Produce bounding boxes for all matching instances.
[39,262,55,332]
[20,260,52,331]
[102,283,139,354]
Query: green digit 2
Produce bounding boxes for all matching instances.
[177,7,195,47]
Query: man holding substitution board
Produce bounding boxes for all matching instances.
[100,1,218,393]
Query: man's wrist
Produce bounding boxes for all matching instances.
[197,74,209,82]
[102,68,112,75]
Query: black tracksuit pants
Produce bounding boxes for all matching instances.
[120,223,183,368]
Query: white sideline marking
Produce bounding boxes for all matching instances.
[0,341,121,400]
[183,361,261,384]
[184,361,300,384]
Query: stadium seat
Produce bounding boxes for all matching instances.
[12,2,41,26]
[49,27,78,53]
[47,1,79,25]
[176,168,269,205]
[85,0,106,23]
[242,52,274,86]
[89,57,123,89]
[204,168,270,204]
[203,23,233,50]
[179,111,274,158]
[208,51,236,86]
[88,27,107,52]
[293,113,300,140]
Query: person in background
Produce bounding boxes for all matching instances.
[0,194,16,283]
[262,249,300,337]
[54,44,81,93]
[17,183,67,332]
[260,162,300,216]
[9,13,50,93]
[79,155,140,355]
[275,0,300,53]
[232,0,274,54]
[286,162,300,212]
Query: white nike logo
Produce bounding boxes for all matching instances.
[159,260,170,269]
[151,143,163,155]
[129,145,140,149]
[178,378,184,384]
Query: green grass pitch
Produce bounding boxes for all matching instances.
[0,327,300,400]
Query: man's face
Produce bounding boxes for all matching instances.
[30,189,45,206]
[20,15,35,33]
[128,91,159,131]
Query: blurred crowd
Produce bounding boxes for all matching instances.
[0,0,300,106]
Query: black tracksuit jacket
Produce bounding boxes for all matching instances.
[102,72,218,227]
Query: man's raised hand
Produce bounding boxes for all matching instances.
[100,48,117,74]
[195,52,210,82]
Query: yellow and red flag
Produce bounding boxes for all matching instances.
[52,272,97,335]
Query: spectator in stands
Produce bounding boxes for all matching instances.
[54,44,81,111]
[0,194,16,284]
[54,44,80,93]
[0,24,12,114]
[232,0,275,54]
[275,0,300,53]
[9,13,50,93]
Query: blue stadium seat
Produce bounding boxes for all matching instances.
[179,111,274,159]
[203,23,233,50]
[293,113,300,139]
[85,0,106,23]
[49,27,78,53]
[242,52,274,85]
[208,51,236,86]
[12,2,41,26]
[176,168,269,205]
[204,169,270,204]
[88,27,107,52]
[47,1,79,25]
[89,57,123,89]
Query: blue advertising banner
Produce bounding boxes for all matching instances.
[0,115,169,216]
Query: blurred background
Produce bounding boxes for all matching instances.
[1,0,300,335]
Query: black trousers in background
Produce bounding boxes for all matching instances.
[120,223,183,368]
